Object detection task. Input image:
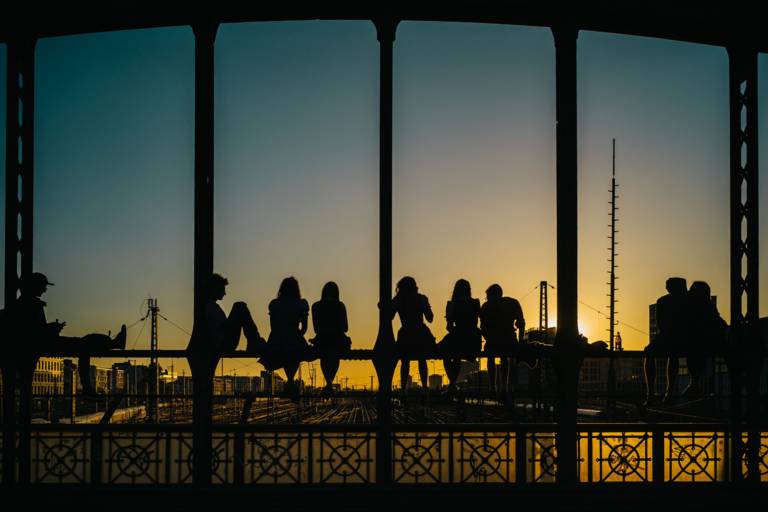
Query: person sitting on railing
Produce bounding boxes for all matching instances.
[644,277,689,404]
[6,272,126,397]
[684,280,727,397]
[438,279,481,396]
[388,276,435,391]
[480,283,525,397]
[310,281,352,396]
[190,273,265,372]
[260,277,313,398]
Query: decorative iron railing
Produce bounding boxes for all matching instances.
[4,423,765,486]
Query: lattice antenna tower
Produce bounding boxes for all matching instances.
[607,140,619,351]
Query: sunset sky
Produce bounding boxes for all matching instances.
[0,21,766,386]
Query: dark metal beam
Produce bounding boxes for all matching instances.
[552,23,580,486]
[190,20,218,488]
[372,13,398,487]
[3,3,768,52]
[3,36,36,487]
[727,46,759,483]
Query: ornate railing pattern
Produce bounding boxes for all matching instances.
[12,424,767,486]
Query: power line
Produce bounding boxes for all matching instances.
[157,313,191,336]
[129,316,148,350]
[547,284,649,336]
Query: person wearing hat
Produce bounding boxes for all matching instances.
[9,272,127,396]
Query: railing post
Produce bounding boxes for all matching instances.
[5,35,36,487]
[652,428,664,484]
[515,430,526,485]
[551,22,580,486]
[372,14,399,487]
[90,429,102,484]
[189,19,219,488]
[727,45,759,484]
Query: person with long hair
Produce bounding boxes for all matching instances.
[310,281,352,395]
[389,276,435,390]
[438,279,481,395]
[261,276,311,396]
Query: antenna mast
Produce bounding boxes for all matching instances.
[607,139,619,351]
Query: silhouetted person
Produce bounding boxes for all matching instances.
[7,272,126,396]
[310,282,352,395]
[194,274,265,371]
[684,280,727,397]
[261,277,311,396]
[389,276,435,390]
[438,279,481,395]
[644,277,689,404]
[480,284,525,396]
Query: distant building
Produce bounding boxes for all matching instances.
[89,365,111,394]
[32,357,64,396]
[63,359,81,395]
[234,376,253,394]
[259,371,285,393]
[457,360,480,384]
[428,374,443,390]
[459,370,489,394]
[112,362,150,395]
[111,367,126,393]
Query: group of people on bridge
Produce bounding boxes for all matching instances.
[192,274,528,397]
[644,277,728,404]
[2,270,730,404]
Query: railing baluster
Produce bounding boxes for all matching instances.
[515,430,526,485]
[652,428,664,484]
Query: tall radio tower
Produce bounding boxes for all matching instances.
[607,139,619,351]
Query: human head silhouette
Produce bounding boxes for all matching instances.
[22,272,54,297]
[209,273,228,301]
[396,276,418,296]
[278,276,301,299]
[452,279,471,300]
[665,277,687,295]
[321,281,340,301]
[485,283,503,301]
[689,281,711,302]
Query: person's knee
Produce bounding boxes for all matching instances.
[232,301,249,313]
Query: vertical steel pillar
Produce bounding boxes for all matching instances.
[552,24,580,485]
[372,15,398,486]
[4,37,36,486]
[190,21,218,487]
[727,47,759,483]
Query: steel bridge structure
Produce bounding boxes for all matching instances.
[1,1,766,500]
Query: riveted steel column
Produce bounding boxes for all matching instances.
[373,15,398,486]
[727,47,759,483]
[552,24,580,486]
[190,21,218,487]
[4,36,36,487]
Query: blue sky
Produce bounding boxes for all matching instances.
[0,21,765,383]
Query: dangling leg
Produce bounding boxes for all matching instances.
[229,302,264,352]
[417,360,428,389]
[400,359,410,391]
[643,355,657,406]
[320,357,340,392]
[499,357,510,396]
[664,357,679,402]
[487,357,497,394]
